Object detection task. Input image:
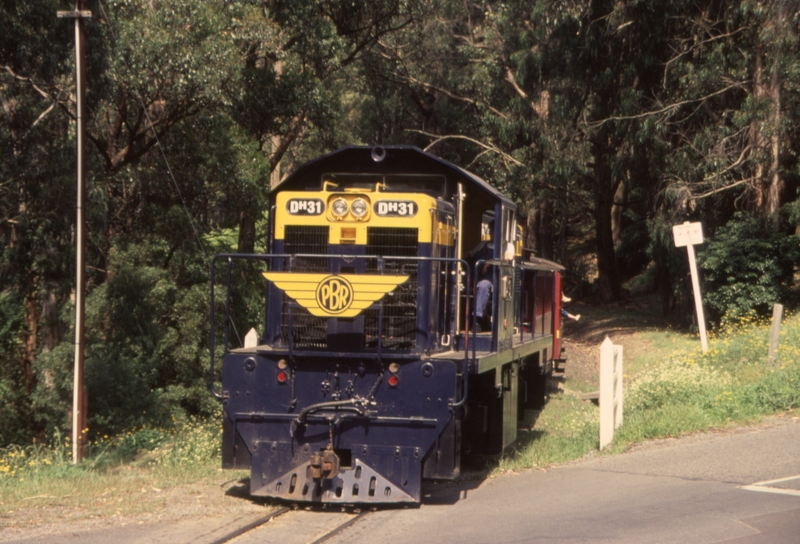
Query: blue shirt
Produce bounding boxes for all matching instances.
[475,279,492,317]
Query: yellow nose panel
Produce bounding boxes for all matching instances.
[263,272,409,318]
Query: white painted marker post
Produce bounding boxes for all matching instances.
[672,221,708,352]
[599,337,623,450]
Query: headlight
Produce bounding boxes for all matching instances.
[350,198,368,218]
[331,198,348,218]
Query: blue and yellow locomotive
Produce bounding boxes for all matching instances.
[210,146,565,504]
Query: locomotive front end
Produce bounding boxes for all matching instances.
[214,148,462,504]
[212,146,565,505]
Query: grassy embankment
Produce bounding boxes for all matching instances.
[2,310,800,517]
[0,417,245,522]
[494,309,800,474]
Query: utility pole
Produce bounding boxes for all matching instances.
[58,1,91,464]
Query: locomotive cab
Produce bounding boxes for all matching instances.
[210,146,565,504]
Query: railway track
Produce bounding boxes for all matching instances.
[209,505,373,544]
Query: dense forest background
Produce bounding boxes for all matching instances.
[2,0,800,447]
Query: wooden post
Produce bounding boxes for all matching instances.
[686,242,708,352]
[673,221,708,352]
[58,2,92,464]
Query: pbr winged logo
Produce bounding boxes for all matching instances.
[263,273,409,318]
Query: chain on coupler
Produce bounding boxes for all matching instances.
[309,417,340,480]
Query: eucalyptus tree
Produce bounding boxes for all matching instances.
[0,0,431,444]
[1,0,269,441]
[359,0,671,301]
[656,0,800,220]
[224,0,425,250]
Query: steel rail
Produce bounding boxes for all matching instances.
[308,510,373,544]
[207,506,291,544]
[207,506,372,544]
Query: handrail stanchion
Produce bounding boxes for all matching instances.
[262,253,279,348]
[224,257,233,351]
[463,267,470,355]
[209,257,223,399]
[377,303,384,364]
[472,260,486,361]
[452,263,471,411]
[287,303,294,360]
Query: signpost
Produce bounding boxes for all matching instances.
[672,221,708,352]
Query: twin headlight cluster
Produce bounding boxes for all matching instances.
[330,197,368,219]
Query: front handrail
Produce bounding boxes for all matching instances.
[209,253,471,400]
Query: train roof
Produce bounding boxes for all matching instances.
[272,145,515,208]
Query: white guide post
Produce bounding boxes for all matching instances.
[768,304,784,361]
[244,328,259,349]
[599,337,623,450]
[672,221,708,352]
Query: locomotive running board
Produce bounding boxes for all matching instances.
[254,457,417,504]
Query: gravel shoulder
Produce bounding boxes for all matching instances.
[1,474,273,543]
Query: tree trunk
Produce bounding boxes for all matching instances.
[526,203,539,256]
[43,290,60,352]
[750,37,783,216]
[767,2,783,216]
[592,138,622,302]
[750,42,766,212]
[21,278,38,393]
[525,199,553,259]
[653,239,675,315]
[237,211,256,253]
[611,179,627,247]
[538,199,554,260]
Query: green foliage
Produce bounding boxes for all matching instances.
[0,291,31,446]
[0,417,222,511]
[113,428,170,460]
[4,0,800,456]
[612,314,800,449]
[699,213,800,325]
[494,394,599,474]
[626,360,731,412]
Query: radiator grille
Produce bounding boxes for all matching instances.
[281,226,328,347]
[364,227,419,349]
[284,226,329,271]
[277,225,419,350]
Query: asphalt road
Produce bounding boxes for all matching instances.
[10,416,800,543]
[332,416,800,544]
